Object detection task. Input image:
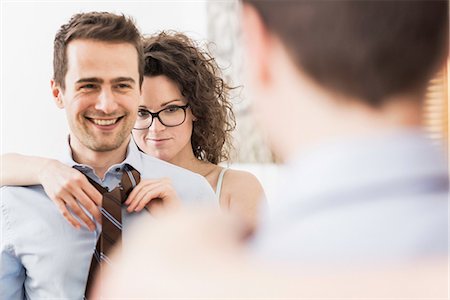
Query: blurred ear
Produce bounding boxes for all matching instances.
[51,79,64,109]
[241,3,272,87]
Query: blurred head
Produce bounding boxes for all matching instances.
[243,0,448,106]
[241,0,448,158]
[51,12,143,153]
[132,32,235,164]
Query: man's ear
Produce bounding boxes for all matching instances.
[241,3,272,86]
[51,79,64,109]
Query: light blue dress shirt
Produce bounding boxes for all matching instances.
[253,129,448,267]
[0,141,216,299]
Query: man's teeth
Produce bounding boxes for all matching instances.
[92,118,118,126]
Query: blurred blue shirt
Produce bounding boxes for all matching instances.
[0,140,216,299]
[253,129,448,268]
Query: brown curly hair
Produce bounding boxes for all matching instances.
[143,31,236,164]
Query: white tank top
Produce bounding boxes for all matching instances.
[215,168,228,199]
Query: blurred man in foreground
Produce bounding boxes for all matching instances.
[245,0,448,266]
[100,1,449,298]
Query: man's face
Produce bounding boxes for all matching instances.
[55,39,140,152]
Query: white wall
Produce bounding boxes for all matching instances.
[1,1,208,158]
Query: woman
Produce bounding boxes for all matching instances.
[1,31,265,230]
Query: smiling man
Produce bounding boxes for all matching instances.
[52,38,141,175]
[0,12,215,299]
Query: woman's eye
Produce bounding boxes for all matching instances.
[165,106,181,113]
[137,110,150,118]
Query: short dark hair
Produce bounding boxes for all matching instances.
[244,0,448,106]
[143,32,236,164]
[53,12,144,90]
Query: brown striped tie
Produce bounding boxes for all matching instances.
[84,165,140,298]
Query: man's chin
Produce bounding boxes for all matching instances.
[90,144,123,152]
[84,138,129,152]
[71,128,132,153]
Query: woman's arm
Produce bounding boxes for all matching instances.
[220,169,266,231]
[1,153,101,230]
[1,153,52,186]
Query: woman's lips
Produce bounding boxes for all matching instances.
[146,137,171,145]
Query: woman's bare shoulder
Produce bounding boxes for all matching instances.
[221,168,265,205]
[222,169,263,190]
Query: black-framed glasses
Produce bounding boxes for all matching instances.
[133,104,190,130]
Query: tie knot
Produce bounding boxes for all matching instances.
[83,166,141,203]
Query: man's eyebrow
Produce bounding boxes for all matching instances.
[111,77,136,84]
[76,78,103,84]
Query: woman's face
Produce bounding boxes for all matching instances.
[132,75,195,164]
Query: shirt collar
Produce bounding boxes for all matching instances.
[59,135,144,174]
[120,139,144,174]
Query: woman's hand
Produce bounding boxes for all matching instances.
[38,159,102,231]
[125,178,181,214]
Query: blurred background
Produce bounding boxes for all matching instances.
[1,1,447,203]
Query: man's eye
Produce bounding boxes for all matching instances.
[80,84,97,90]
[116,83,131,89]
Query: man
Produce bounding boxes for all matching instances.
[0,12,215,299]
[100,0,448,298]
[242,0,448,266]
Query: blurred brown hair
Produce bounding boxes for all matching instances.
[53,12,144,90]
[143,31,236,164]
[243,0,449,106]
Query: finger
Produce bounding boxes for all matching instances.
[124,184,140,206]
[125,178,170,204]
[125,180,157,205]
[65,197,96,232]
[127,186,155,212]
[136,196,163,212]
[72,188,102,224]
[126,191,143,212]
[64,173,102,207]
[133,185,169,212]
[81,180,103,206]
[127,182,160,212]
[56,200,82,230]
[126,179,174,211]
[68,176,102,223]
[133,184,166,212]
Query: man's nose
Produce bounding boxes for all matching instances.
[95,88,119,114]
